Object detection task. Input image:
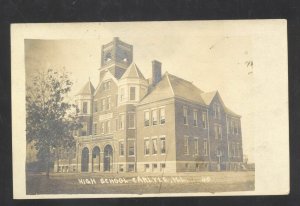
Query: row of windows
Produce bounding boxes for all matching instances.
[94,97,112,112]
[120,86,137,102]
[144,163,166,172]
[183,136,208,156]
[119,140,135,157]
[144,108,165,126]
[93,113,135,135]
[57,165,76,173]
[144,136,166,156]
[102,81,111,91]
[183,107,208,128]
[119,164,135,172]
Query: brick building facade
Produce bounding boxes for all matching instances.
[54,37,243,173]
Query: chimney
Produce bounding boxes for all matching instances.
[152,60,162,86]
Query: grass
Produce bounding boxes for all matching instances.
[26,171,255,195]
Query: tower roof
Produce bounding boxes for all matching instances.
[120,62,146,80]
[76,80,95,95]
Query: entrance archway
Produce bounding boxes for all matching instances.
[92,146,100,172]
[104,145,113,172]
[81,147,89,172]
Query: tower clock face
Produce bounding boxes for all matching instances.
[122,52,128,62]
[104,52,112,62]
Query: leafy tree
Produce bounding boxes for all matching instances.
[26,69,81,177]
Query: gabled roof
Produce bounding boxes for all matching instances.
[201,90,241,117]
[140,72,241,117]
[94,69,118,96]
[139,73,174,104]
[200,91,217,105]
[224,106,240,117]
[120,62,146,80]
[76,80,95,95]
[140,72,205,105]
[167,73,205,105]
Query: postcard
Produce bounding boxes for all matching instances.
[11,20,289,198]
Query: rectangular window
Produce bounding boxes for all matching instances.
[130,87,136,100]
[128,140,135,156]
[101,99,106,111]
[103,81,111,91]
[153,163,158,171]
[159,108,165,124]
[234,121,239,134]
[152,110,158,125]
[193,110,198,126]
[83,102,88,114]
[128,113,135,129]
[232,143,236,157]
[160,136,166,154]
[194,138,199,155]
[119,114,125,130]
[183,107,188,125]
[120,88,125,102]
[144,164,150,172]
[128,164,135,172]
[119,141,124,156]
[107,97,111,110]
[81,123,87,136]
[160,163,166,171]
[94,101,98,112]
[144,111,150,126]
[184,136,189,155]
[101,122,105,134]
[202,112,207,128]
[237,143,240,157]
[214,124,222,139]
[144,139,150,155]
[152,138,158,155]
[204,139,208,156]
[93,123,97,135]
[231,120,234,134]
[119,164,124,172]
[128,164,134,172]
[213,103,221,119]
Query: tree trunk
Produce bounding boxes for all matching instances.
[46,157,50,179]
[46,146,51,179]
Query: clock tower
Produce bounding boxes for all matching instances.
[99,37,133,81]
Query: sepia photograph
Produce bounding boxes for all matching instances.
[11,20,288,198]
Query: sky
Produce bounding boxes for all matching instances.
[25,22,259,163]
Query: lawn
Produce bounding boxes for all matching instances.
[26,171,255,195]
